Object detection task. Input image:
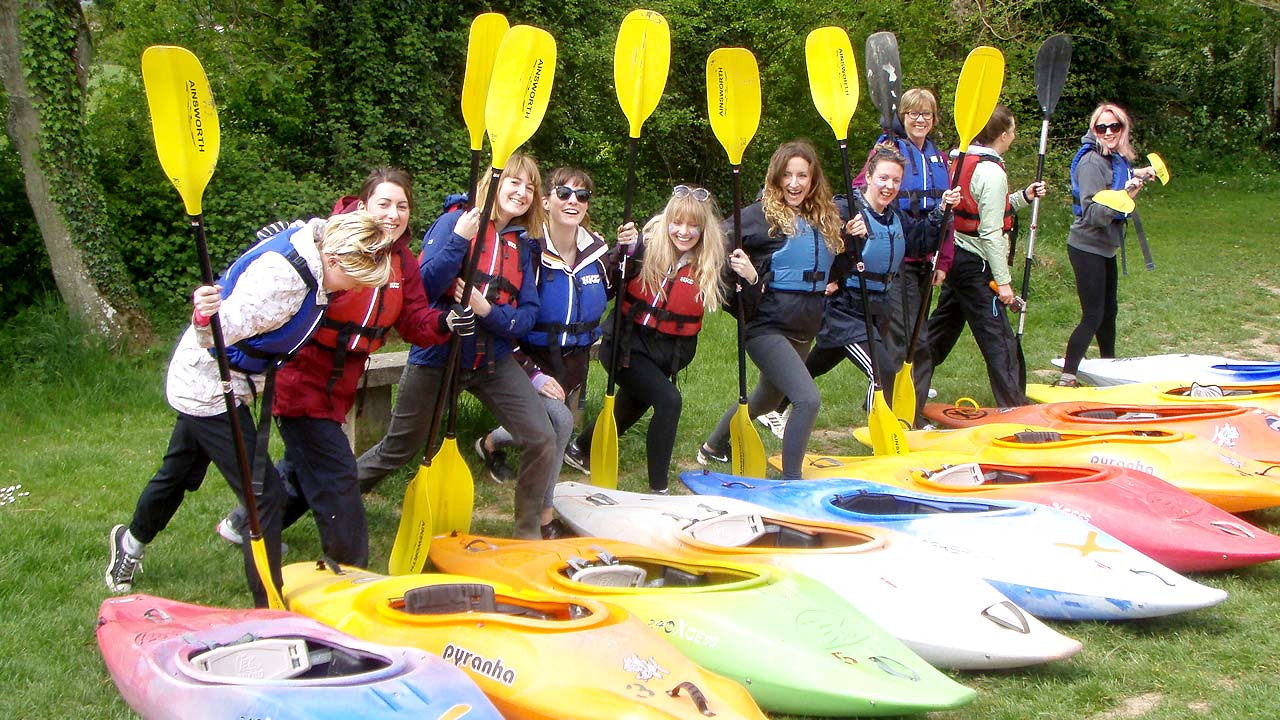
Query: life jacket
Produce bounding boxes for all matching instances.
[621,261,705,337]
[767,218,834,293]
[842,201,904,294]
[952,153,1014,235]
[876,134,950,217]
[215,227,322,375]
[525,231,610,349]
[307,249,404,392]
[426,222,526,308]
[1070,141,1132,219]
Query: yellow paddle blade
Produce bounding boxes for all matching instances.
[485,25,557,168]
[614,9,670,139]
[461,13,509,152]
[388,469,432,575]
[868,391,909,455]
[249,537,285,609]
[428,437,474,535]
[141,45,220,216]
[953,46,1005,152]
[730,403,767,477]
[706,48,760,166]
[804,27,858,143]
[891,360,918,425]
[1148,152,1171,185]
[1092,189,1136,214]
[590,394,619,489]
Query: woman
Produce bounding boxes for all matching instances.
[570,185,750,493]
[696,141,843,481]
[473,167,625,537]
[801,145,956,415]
[1056,103,1154,387]
[107,211,393,607]
[919,105,1045,407]
[356,153,556,540]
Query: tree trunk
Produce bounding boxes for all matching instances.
[0,0,152,344]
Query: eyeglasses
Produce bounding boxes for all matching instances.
[1094,122,1124,135]
[672,185,711,202]
[553,185,592,202]
[905,111,934,121]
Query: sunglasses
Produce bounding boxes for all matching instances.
[672,185,711,202]
[553,185,592,202]
[1094,122,1124,135]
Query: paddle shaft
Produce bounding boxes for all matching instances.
[731,166,749,402]
[603,137,639,397]
[1016,117,1050,338]
[838,141,887,389]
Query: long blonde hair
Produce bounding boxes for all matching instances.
[635,187,726,311]
[321,211,394,287]
[760,140,843,254]
[474,152,546,240]
[1088,103,1137,161]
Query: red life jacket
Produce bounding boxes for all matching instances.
[620,263,705,337]
[952,153,1013,235]
[425,223,525,306]
[312,254,404,354]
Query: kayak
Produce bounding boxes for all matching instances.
[680,470,1228,621]
[282,562,768,720]
[852,422,1280,513]
[551,481,1082,669]
[779,452,1280,572]
[429,533,976,716]
[1025,381,1280,415]
[1050,354,1280,386]
[921,400,1280,464]
[97,594,500,720]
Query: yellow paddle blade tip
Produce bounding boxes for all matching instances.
[615,10,671,138]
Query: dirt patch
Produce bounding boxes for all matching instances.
[1089,693,1162,719]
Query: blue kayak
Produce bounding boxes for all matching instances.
[679,471,1227,621]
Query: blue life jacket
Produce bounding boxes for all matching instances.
[1070,141,1132,219]
[876,134,950,217]
[524,234,609,349]
[215,227,322,375]
[767,218,834,293]
[843,200,903,294]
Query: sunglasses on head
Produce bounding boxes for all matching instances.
[672,185,711,202]
[1094,122,1124,135]
[553,186,592,202]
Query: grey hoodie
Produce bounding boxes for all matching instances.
[1067,131,1132,258]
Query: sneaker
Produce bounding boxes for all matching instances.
[755,409,789,440]
[696,443,729,466]
[1054,375,1080,388]
[106,524,143,594]
[474,433,514,484]
[563,441,590,475]
[540,518,571,540]
[649,487,670,495]
[927,388,939,399]
[215,511,288,554]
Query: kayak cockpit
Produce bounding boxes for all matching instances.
[683,512,876,550]
[389,582,591,622]
[560,551,762,590]
[830,491,1005,517]
[183,635,393,683]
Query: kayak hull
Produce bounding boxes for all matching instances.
[783,453,1280,572]
[96,594,500,720]
[552,481,1082,669]
[1026,381,1280,415]
[429,533,976,716]
[681,471,1228,621]
[1051,354,1280,386]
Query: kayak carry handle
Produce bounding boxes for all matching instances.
[667,681,716,716]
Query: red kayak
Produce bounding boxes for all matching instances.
[923,400,1280,464]
[794,452,1280,572]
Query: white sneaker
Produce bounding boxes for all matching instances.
[927,388,938,399]
[215,513,288,554]
[755,409,789,439]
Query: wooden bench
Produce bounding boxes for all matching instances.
[344,350,410,454]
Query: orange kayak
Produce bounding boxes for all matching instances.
[922,400,1280,464]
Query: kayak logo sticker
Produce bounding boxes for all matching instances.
[647,617,720,648]
[441,643,517,686]
[1210,422,1240,449]
[942,406,989,422]
[1087,455,1155,476]
[623,654,669,682]
[1266,414,1280,432]
[796,608,867,650]
[1055,530,1121,558]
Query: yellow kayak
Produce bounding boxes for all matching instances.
[851,423,1280,512]
[1025,381,1280,414]
[282,562,768,720]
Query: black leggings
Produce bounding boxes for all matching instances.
[1062,245,1118,374]
[576,351,682,492]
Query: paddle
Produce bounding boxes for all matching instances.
[1011,33,1071,390]
[461,13,509,200]
[141,46,283,609]
[591,9,670,489]
[804,27,905,455]
[1147,153,1171,185]
[388,26,556,574]
[1091,189,1136,214]
[864,31,902,139]
[706,47,767,477]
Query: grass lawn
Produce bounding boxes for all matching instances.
[1,168,1278,718]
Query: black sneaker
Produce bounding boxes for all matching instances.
[540,518,572,539]
[105,524,143,594]
[696,443,729,465]
[563,441,590,475]
[474,433,514,484]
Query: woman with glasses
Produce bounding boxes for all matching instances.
[1056,103,1156,387]
[696,140,843,481]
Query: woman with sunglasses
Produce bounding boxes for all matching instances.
[696,140,843,481]
[473,167,630,537]
[571,184,750,494]
[1056,103,1156,387]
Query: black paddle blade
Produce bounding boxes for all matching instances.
[864,31,902,134]
[1034,34,1072,116]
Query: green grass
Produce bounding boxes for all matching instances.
[1,170,1278,719]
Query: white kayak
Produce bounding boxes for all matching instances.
[1052,354,1280,386]
[552,481,1081,669]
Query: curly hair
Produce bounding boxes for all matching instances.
[760,140,843,254]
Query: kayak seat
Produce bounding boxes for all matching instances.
[571,564,647,587]
[1076,409,1118,419]
[189,637,314,681]
[686,514,771,547]
[1012,431,1062,444]
[836,492,992,516]
[403,583,497,615]
[661,566,702,587]
[988,470,1034,484]
[774,525,821,548]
